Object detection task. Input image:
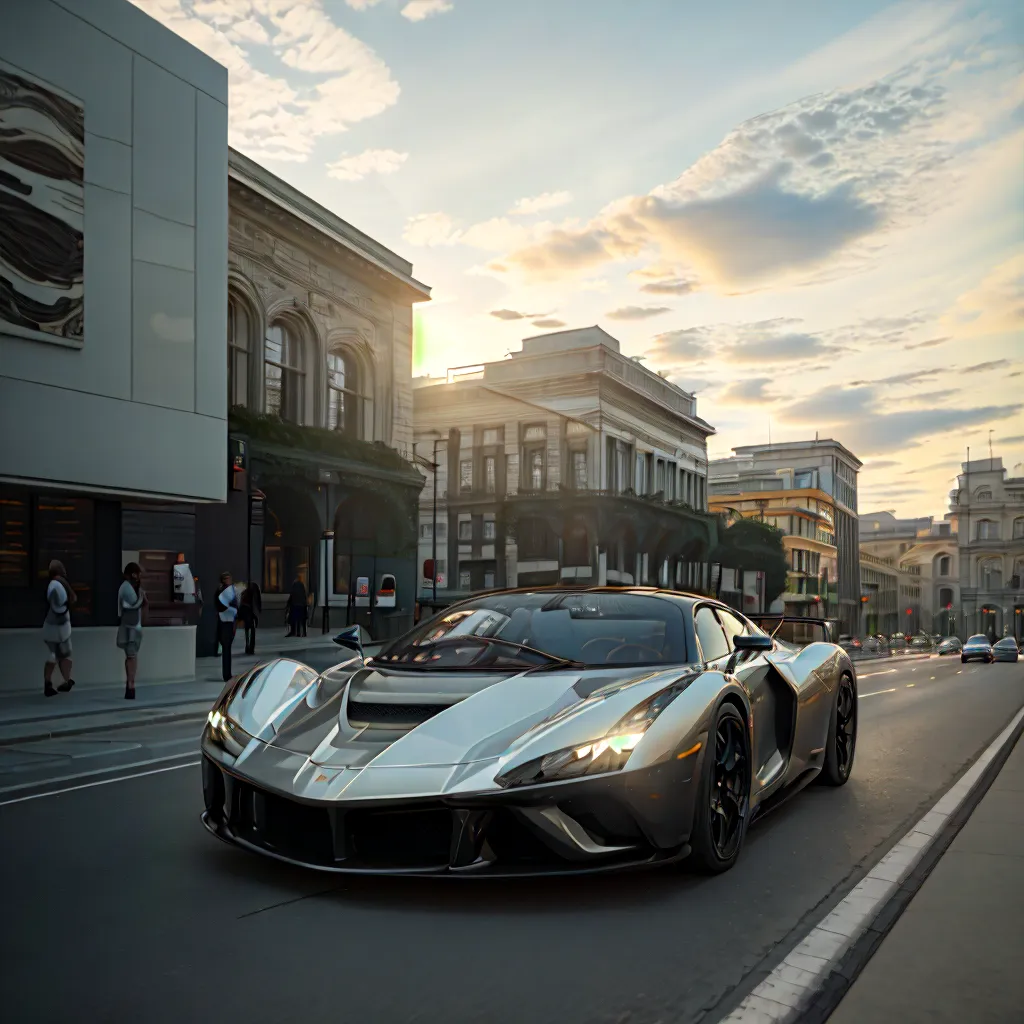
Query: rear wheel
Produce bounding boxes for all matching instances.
[819,673,856,786]
[688,703,751,874]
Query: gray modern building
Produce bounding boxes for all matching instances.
[709,440,862,632]
[0,0,228,683]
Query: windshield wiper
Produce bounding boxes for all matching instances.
[372,634,584,670]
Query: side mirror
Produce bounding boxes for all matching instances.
[333,624,364,659]
[726,633,772,675]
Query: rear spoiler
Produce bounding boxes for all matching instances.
[748,615,838,645]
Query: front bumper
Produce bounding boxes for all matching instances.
[200,748,703,877]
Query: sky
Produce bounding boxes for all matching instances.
[132,0,1023,518]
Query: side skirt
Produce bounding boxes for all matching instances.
[749,767,821,825]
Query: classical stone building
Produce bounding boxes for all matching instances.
[412,327,718,604]
[949,456,1024,641]
[193,150,430,652]
[709,440,862,631]
[858,552,899,635]
[860,512,959,636]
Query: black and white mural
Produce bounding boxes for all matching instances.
[0,61,84,344]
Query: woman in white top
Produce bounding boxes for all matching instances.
[42,559,76,697]
[117,562,147,700]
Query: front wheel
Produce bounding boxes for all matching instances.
[688,703,751,874]
[961,656,967,663]
[819,673,857,786]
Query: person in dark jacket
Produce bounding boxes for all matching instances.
[215,573,240,681]
[238,581,262,655]
[286,578,307,637]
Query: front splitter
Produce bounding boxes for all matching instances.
[201,811,690,879]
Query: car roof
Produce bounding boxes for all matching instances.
[458,585,710,608]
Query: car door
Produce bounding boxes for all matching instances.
[715,606,792,787]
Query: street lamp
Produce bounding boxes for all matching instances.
[415,431,445,606]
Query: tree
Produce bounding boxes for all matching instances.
[711,518,789,607]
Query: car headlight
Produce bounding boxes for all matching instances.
[205,707,252,757]
[495,679,692,789]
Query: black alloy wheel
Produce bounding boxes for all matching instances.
[820,673,857,786]
[689,703,751,873]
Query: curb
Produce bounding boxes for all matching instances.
[718,702,1024,1024]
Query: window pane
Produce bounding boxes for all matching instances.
[459,569,471,589]
[530,449,543,490]
[483,520,496,540]
[265,324,284,364]
[484,456,496,493]
[482,428,500,446]
[694,606,730,662]
[484,571,495,589]
[265,360,282,417]
[716,609,748,649]
[459,520,472,541]
[328,386,346,432]
[0,490,30,587]
[327,351,347,390]
[231,349,248,406]
[282,326,303,369]
[282,368,303,423]
[460,460,473,491]
[573,450,587,489]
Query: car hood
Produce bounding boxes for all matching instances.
[216,657,696,772]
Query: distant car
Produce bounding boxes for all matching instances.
[961,634,994,664]
[992,637,1020,663]
[936,637,963,656]
[889,634,907,653]
[908,634,933,652]
[861,636,883,654]
[839,635,862,653]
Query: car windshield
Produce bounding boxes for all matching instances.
[966,635,988,644]
[994,638,1016,648]
[375,591,689,669]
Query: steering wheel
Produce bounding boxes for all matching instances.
[580,637,626,661]
[606,642,663,663]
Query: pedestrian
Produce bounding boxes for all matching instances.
[216,572,240,681]
[42,559,76,697]
[239,580,262,655]
[116,562,147,699]
[286,577,307,637]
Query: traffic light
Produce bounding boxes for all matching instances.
[860,595,869,603]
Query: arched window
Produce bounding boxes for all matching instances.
[227,298,250,407]
[978,558,1002,590]
[265,322,305,423]
[975,488,992,501]
[937,555,951,577]
[327,349,368,437]
[1013,517,1024,540]
[976,519,999,541]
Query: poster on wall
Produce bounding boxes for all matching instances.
[0,61,85,345]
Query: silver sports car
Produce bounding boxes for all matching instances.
[200,588,858,877]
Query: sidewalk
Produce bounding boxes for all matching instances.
[827,731,1024,1023]
[0,631,353,744]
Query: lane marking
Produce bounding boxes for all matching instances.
[0,750,200,797]
[859,669,898,679]
[719,704,1024,1023]
[0,760,200,807]
[859,688,897,698]
[907,683,915,688]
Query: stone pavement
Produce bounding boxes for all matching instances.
[827,732,1024,1024]
[0,631,357,744]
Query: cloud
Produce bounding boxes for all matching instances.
[997,434,1024,444]
[716,378,777,405]
[326,148,407,181]
[510,191,572,216]
[645,328,709,362]
[778,382,1023,454]
[904,336,952,350]
[531,318,567,329]
[403,212,460,246]
[489,309,546,321]
[401,0,453,21]
[640,278,698,296]
[961,359,1013,373]
[484,20,1017,290]
[862,460,902,470]
[850,368,943,386]
[129,0,399,163]
[606,305,671,321]
[942,254,1024,337]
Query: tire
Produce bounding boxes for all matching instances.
[961,656,967,663]
[819,673,857,787]
[688,703,751,874]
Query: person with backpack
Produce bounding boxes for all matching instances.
[42,559,76,697]
[216,572,240,681]
[116,562,147,699]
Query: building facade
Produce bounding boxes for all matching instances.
[0,0,227,682]
[708,440,862,631]
[413,327,718,604]
[950,457,1024,641]
[195,151,431,652]
[858,552,899,635]
[860,512,959,636]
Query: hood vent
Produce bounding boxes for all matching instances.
[347,701,454,730]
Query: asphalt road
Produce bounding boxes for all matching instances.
[1,656,1021,1024]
